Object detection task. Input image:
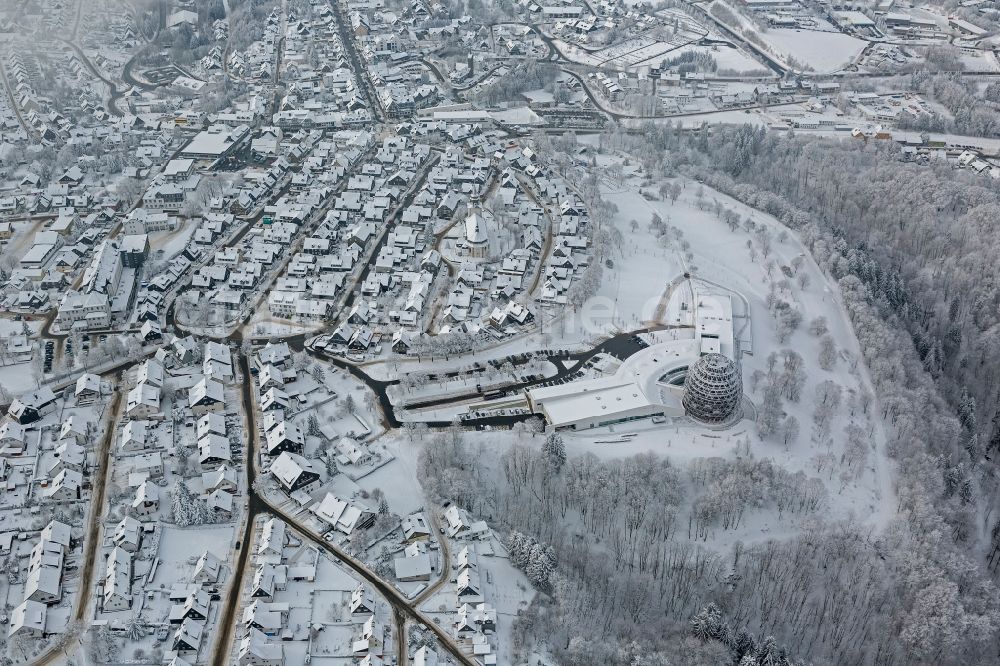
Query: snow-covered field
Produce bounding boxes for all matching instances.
[490,107,544,125]
[0,317,42,394]
[763,28,866,73]
[647,43,768,74]
[352,434,426,516]
[573,161,894,535]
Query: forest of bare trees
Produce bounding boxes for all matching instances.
[632,122,1000,662]
[418,426,942,665]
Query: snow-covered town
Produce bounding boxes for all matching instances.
[3,0,1000,664]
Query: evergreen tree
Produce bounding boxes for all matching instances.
[506,531,536,569]
[172,480,194,526]
[959,387,977,432]
[731,628,757,663]
[542,433,566,473]
[691,603,723,642]
[525,543,556,588]
[311,363,326,383]
[756,636,780,666]
[124,616,146,642]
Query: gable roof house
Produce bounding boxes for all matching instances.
[203,465,239,494]
[25,534,65,604]
[193,551,223,584]
[261,387,292,412]
[0,421,27,456]
[258,364,286,391]
[74,373,103,404]
[126,383,161,420]
[269,452,321,495]
[59,416,87,444]
[132,480,160,517]
[136,358,165,388]
[242,600,289,637]
[48,441,85,476]
[8,388,58,425]
[335,437,372,466]
[102,547,133,612]
[456,567,484,602]
[455,602,497,635]
[350,582,375,615]
[170,590,211,624]
[443,505,489,540]
[265,421,304,456]
[45,468,83,501]
[251,562,288,601]
[189,377,225,415]
[413,646,439,666]
[197,412,227,439]
[239,628,284,666]
[203,342,233,381]
[112,516,143,553]
[9,599,47,638]
[199,434,232,468]
[402,512,431,542]
[258,517,286,562]
[352,615,386,657]
[121,419,149,452]
[172,618,204,657]
[312,493,376,534]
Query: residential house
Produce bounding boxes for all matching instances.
[269,452,321,494]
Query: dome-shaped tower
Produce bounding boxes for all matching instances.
[682,353,742,423]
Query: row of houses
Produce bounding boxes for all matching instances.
[9,520,72,637]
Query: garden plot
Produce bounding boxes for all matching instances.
[150,525,235,590]
[308,587,358,665]
[599,37,680,68]
[292,363,383,450]
[0,357,40,397]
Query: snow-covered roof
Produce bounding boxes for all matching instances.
[239,628,283,662]
[41,520,71,549]
[75,372,101,395]
[194,551,223,582]
[464,211,488,245]
[103,547,132,604]
[259,517,286,558]
[312,492,374,534]
[269,452,316,491]
[199,433,231,463]
[9,599,46,636]
[189,377,224,408]
[126,382,161,414]
[137,358,165,387]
